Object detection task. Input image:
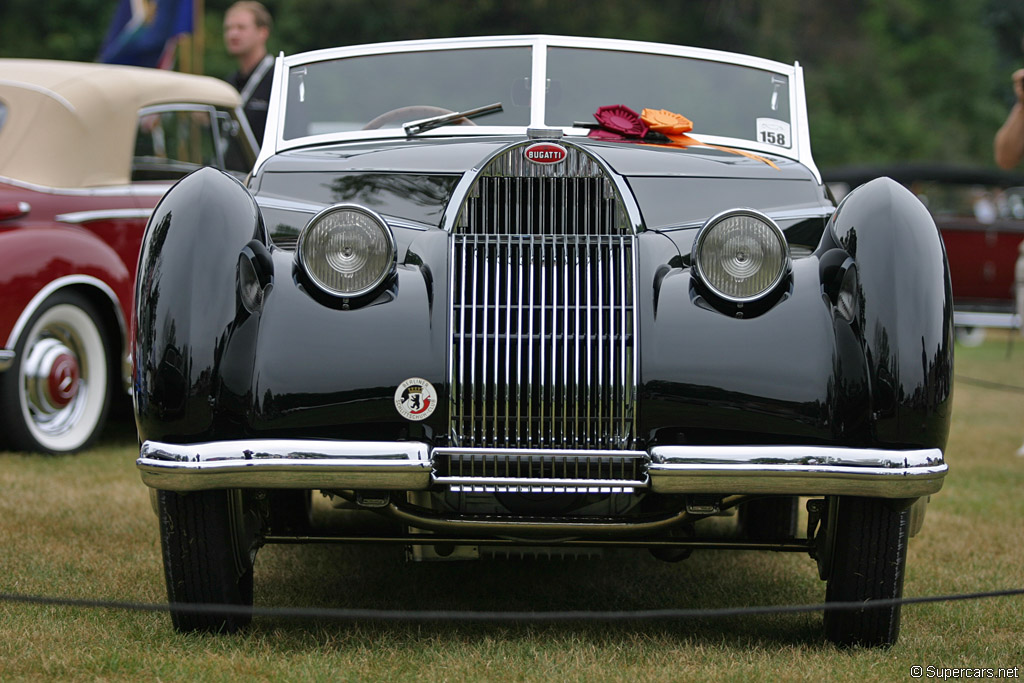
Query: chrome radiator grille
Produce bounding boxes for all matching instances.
[449,144,637,450]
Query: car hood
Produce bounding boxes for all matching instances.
[256,135,813,181]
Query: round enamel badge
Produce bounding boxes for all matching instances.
[394,378,437,421]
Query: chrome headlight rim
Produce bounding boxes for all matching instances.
[693,208,791,304]
[296,203,396,299]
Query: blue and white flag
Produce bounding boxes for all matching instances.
[98,0,194,69]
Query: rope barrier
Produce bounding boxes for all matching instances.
[2,587,1022,623]
[955,374,1024,394]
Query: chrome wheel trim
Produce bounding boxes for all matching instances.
[18,303,107,451]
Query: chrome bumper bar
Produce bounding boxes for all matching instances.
[137,440,433,491]
[649,445,947,498]
[138,440,947,498]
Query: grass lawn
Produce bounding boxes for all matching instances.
[1,333,1022,681]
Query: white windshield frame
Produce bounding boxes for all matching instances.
[255,34,816,179]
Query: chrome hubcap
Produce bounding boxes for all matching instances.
[22,331,89,436]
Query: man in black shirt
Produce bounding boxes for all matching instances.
[223,1,274,144]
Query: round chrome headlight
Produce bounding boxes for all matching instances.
[693,209,789,302]
[298,205,395,298]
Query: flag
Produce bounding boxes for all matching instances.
[98,0,194,69]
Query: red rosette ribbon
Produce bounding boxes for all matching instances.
[593,104,648,139]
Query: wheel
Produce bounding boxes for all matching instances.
[738,496,800,540]
[158,489,262,633]
[823,496,910,648]
[0,291,113,453]
[362,105,475,130]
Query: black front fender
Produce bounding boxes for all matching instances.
[828,177,954,449]
[134,168,267,442]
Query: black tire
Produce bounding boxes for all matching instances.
[824,496,910,648]
[738,496,800,540]
[0,291,113,454]
[158,489,260,633]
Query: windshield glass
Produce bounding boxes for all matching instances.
[283,47,532,139]
[546,47,791,147]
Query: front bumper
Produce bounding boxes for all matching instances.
[137,440,947,499]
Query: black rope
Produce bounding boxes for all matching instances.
[955,375,1024,394]
[1,587,1022,623]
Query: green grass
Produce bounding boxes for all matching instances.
[2,334,1023,681]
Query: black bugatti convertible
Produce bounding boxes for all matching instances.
[133,35,952,647]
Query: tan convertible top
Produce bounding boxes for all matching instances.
[0,59,242,188]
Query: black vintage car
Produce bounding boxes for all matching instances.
[133,36,952,647]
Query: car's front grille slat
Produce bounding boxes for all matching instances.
[433,448,649,492]
[451,144,636,452]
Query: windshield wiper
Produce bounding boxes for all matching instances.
[403,102,503,136]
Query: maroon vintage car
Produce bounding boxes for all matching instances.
[0,59,256,453]
[826,163,1024,337]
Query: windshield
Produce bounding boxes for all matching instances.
[545,47,791,147]
[283,47,532,139]
[278,40,794,151]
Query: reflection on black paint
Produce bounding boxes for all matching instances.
[329,174,455,211]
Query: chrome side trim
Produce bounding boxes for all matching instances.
[137,439,432,491]
[56,208,153,224]
[649,445,947,498]
[0,174,169,197]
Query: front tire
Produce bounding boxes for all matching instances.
[158,489,261,633]
[0,291,112,453]
[824,496,910,648]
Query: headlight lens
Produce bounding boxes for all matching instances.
[298,205,395,297]
[694,210,789,302]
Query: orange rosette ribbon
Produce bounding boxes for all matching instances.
[640,108,693,135]
[639,107,778,170]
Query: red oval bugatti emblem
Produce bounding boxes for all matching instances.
[524,143,567,164]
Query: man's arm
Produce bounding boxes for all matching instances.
[995,69,1024,169]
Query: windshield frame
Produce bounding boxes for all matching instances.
[256,35,813,175]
